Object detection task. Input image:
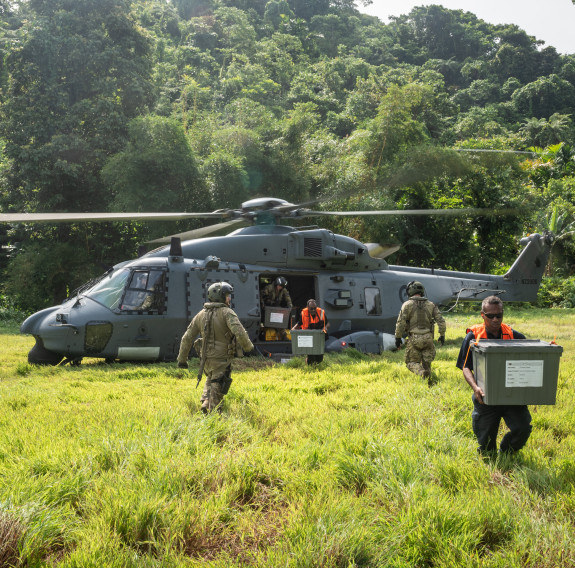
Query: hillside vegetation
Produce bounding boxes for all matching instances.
[1,308,574,566]
[1,1,575,310]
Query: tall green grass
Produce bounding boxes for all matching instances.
[0,308,574,567]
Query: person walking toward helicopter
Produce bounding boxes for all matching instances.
[395,280,446,384]
[177,282,253,413]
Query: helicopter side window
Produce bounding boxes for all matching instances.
[120,270,166,313]
[365,287,382,316]
[85,268,131,310]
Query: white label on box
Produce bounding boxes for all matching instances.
[270,311,284,323]
[297,335,314,348]
[505,360,544,388]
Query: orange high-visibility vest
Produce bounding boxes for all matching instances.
[467,322,514,340]
[301,307,326,331]
[462,322,515,369]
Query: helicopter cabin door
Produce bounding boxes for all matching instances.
[185,265,262,344]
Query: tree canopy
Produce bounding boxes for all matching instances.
[2,0,575,309]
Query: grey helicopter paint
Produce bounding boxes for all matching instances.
[14,199,553,365]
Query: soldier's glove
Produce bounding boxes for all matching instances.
[178,361,189,369]
[439,336,445,346]
[395,337,402,349]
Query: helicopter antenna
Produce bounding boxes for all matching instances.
[441,287,505,313]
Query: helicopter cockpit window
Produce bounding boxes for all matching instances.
[85,268,131,310]
[120,270,166,313]
[365,287,382,316]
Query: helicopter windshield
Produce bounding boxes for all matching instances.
[84,268,131,310]
[120,270,166,312]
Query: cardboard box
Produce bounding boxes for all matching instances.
[471,340,562,405]
[291,329,325,355]
[264,306,291,329]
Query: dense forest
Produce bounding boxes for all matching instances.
[1,0,575,311]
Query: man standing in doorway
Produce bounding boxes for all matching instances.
[261,276,293,310]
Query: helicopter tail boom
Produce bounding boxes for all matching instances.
[388,232,553,304]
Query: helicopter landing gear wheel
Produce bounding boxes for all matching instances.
[70,358,83,367]
[28,340,64,366]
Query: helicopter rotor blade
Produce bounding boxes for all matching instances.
[0,211,227,223]
[303,207,519,217]
[145,219,247,245]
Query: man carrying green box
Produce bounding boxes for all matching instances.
[456,295,531,457]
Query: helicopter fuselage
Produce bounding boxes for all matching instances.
[20,227,552,363]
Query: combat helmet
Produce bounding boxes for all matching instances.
[407,280,425,298]
[274,276,288,288]
[207,282,233,303]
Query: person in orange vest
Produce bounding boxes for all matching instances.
[292,299,329,364]
[456,295,531,457]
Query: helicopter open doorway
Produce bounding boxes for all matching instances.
[257,273,317,351]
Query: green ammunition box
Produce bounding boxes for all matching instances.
[264,306,291,329]
[291,329,326,355]
[471,340,562,405]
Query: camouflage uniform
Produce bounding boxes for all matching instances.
[261,283,293,308]
[177,302,254,412]
[395,296,446,378]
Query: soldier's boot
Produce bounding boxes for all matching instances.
[422,360,433,384]
[406,362,425,376]
[201,400,209,414]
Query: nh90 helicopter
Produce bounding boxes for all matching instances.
[1,198,553,364]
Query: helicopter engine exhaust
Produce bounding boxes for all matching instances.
[325,246,355,260]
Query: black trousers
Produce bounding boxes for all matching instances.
[471,394,532,453]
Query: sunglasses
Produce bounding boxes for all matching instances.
[483,312,504,320]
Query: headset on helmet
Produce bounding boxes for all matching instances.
[407,280,425,297]
[274,276,288,288]
[207,282,234,303]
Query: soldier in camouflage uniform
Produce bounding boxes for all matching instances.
[261,276,293,340]
[177,282,254,413]
[395,281,446,383]
[261,276,293,310]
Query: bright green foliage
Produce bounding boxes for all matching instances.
[1,309,575,565]
[101,115,208,242]
[264,1,293,29]
[538,276,575,307]
[202,150,250,207]
[1,0,152,213]
[365,83,433,171]
[103,115,206,213]
[512,75,575,119]
[524,143,575,188]
[5,241,99,311]
[520,114,574,147]
[0,0,154,308]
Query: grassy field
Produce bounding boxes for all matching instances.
[1,308,574,567]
